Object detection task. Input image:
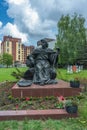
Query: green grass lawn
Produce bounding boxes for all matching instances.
[0,67,87,82]
[0,118,87,130]
[0,67,27,82]
[57,69,87,81]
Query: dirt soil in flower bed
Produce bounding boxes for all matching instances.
[0,82,64,110]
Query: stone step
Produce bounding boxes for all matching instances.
[12,80,82,98]
[0,109,78,121]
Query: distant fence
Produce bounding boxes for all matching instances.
[67,65,83,74]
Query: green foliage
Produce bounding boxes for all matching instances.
[11,67,25,79]
[0,54,2,64]
[2,53,13,67]
[78,96,87,119]
[78,78,87,92]
[54,102,64,108]
[56,13,86,65]
[65,99,77,107]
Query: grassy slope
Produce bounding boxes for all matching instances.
[0,67,27,82]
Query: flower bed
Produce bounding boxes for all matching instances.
[0,82,65,110]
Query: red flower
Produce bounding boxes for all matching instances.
[59,96,65,101]
[25,97,30,101]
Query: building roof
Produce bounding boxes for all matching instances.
[3,36,21,43]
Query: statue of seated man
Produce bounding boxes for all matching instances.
[18,39,60,87]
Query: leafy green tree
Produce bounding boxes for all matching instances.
[2,53,13,67]
[0,54,2,63]
[0,54,3,64]
[56,13,86,66]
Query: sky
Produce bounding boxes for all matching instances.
[0,0,87,46]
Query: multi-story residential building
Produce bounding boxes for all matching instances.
[1,36,34,64]
[21,44,34,63]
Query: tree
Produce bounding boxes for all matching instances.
[0,54,3,65]
[2,53,13,67]
[0,54,2,64]
[56,13,86,66]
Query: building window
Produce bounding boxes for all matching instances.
[18,50,20,54]
[7,48,9,52]
[18,43,20,48]
[18,55,20,60]
[7,41,9,47]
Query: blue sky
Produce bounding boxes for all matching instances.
[0,0,13,25]
[0,0,87,46]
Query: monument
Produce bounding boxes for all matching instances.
[17,39,60,87]
[11,40,81,120]
[12,40,81,98]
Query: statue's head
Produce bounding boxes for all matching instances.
[41,39,48,49]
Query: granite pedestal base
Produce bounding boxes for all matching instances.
[12,80,82,98]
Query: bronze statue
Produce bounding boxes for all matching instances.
[18,39,60,87]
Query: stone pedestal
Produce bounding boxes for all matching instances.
[0,109,78,121]
[12,80,82,98]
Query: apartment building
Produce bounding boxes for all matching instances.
[21,44,34,63]
[1,36,34,64]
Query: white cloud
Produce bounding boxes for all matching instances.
[30,0,87,19]
[0,21,3,28]
[1,0,87,45]
[0,23,28,43]
[7,0,25,5]
[5,0,57,44]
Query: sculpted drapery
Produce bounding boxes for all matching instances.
[18,39,60,87]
